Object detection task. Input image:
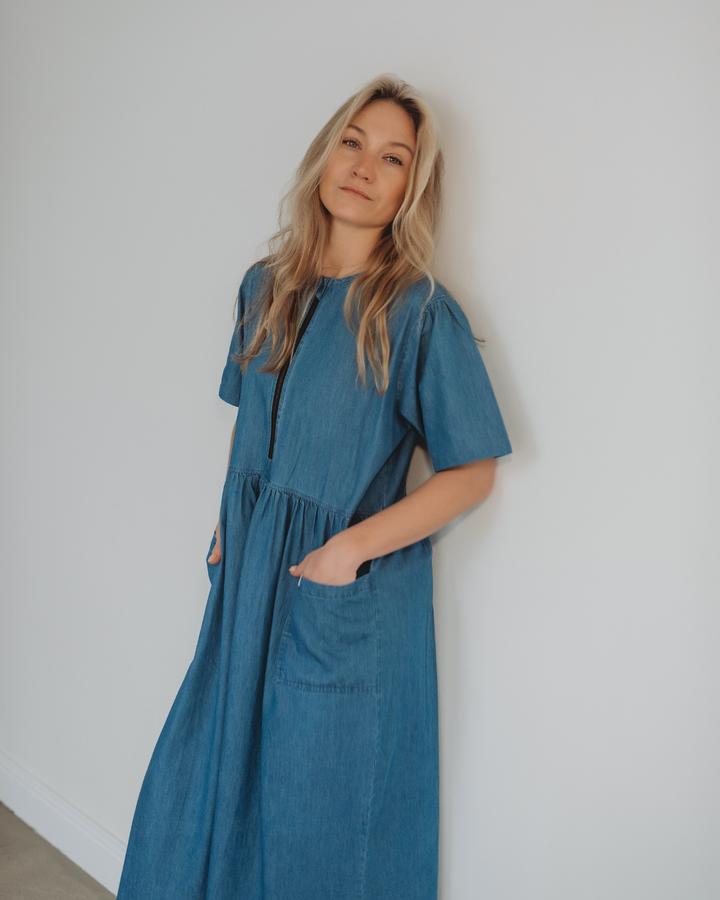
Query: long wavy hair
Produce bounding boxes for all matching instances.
[233,73,444,395]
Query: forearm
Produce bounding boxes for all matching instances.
[332,457,496,568]
[227,422,236,472]
[210,422,237,563]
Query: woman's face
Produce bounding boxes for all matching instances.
[318,99,417,232]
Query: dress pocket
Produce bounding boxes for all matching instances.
[275,572,377,694]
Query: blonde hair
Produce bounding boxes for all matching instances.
[234,73,444,395]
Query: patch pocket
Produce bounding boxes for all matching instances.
[275,573,377,694]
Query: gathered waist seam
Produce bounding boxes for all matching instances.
[227,465,382,520]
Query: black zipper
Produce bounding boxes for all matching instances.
[268,294,320,459]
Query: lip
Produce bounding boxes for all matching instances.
[340,185,372,200]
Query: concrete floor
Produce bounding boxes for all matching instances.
[0,802,114,899]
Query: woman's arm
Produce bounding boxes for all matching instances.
[208,422,236,565]
[289,456,496,584]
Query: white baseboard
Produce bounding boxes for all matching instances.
[0,748,126,895]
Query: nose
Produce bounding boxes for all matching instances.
[352,151,375,182]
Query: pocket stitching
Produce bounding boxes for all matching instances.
[297,571,372,598]
[275,577,378,694]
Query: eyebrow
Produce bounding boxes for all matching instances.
[346,123,415,156]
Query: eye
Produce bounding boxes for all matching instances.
[342,138,360,148]
[385,155,403,166]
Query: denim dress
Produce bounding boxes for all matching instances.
[116,265,512,900]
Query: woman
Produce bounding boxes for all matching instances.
[117,74,511,900]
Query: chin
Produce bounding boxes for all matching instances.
[327,204,371,227]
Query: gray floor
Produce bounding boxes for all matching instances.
[0,802,114,900]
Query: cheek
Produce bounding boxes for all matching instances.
[317,162,332,194]
[319,156,348,203]
[318,163,339,206]
[321,153,346,184]
[385,175,408,216]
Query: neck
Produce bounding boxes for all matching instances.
[321,218,382,278]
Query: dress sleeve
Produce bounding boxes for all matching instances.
[218,266,257,407]
[397,293,512,471]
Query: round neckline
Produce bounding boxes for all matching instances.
[319,272,362,287]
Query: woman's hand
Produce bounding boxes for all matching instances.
[289,532,364,586]
[291,459,497,582]
[208,521,222,565]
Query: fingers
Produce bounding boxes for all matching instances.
[208,523,222,564]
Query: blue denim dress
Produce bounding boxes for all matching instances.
[116,265,512,900]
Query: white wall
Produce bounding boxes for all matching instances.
[1,1,718,897]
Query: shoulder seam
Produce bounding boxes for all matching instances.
[417,288,454,324]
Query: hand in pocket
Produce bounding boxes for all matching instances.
[288,532,368,586]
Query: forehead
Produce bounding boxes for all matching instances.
[348,100,416,149]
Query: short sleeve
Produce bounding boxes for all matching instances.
[397,294,512,471]
[218,265,259,407]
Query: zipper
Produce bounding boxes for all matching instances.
[268,294,320,459]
